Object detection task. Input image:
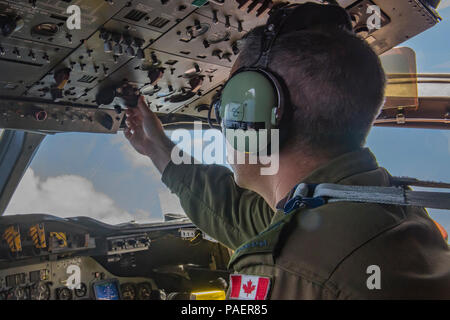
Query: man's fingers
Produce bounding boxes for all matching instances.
[137,96,151,116]
[125,107,142,119]
[124,127,132,140]
[126,116,142,129]
[126,111,143,124]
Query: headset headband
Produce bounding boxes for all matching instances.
[252,2,354,69]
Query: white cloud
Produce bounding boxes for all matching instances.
[439,0,450,9]
[158,191,185,215]
[111,133,163,180]
[4,168,155,225]
[112,132,186,215]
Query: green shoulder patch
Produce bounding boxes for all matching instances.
[228,213,297,269]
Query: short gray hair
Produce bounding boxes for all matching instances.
[234,26,386,156]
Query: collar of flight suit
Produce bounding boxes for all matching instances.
[274,147,381,220]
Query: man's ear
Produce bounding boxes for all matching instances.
[230,57,242,76]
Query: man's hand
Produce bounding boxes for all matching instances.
[124,96,162,155]
[124,96,175,173]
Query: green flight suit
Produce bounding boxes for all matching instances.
[161,148,450,299]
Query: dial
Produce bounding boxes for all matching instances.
[207,31,230,44]
[186,23,210,39]
[30,282,50,300]
[120,283,136,300]
[12,286,26,300]
[31,23,59,38]
[74,282,87,298]
[0,291,7,300]
[56,287,73,300]
[137,282,152,300]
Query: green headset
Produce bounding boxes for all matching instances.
[209,2,354,153]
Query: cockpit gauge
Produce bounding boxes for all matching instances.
[30,282,51,300]
[56,287,73,300]
[185,22,210,40]
[12,286,26,300]
[31,23,60,38]
[206,31,230,44]
[136,282,152,300]
[120,283,136,300]
[74,282,87,298]
[150,289,167,300]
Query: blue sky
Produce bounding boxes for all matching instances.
[4,3,450,233]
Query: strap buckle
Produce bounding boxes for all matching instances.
[283,183,327,214]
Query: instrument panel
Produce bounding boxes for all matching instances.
[0,214,231,300]
[0,256,160,300]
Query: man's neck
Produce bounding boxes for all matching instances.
[256,151,331,211]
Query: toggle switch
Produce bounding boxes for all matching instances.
[231,42,240,55]
[224,15,231,29]
[194,19,202,30]
[43,53,50,63]
[212,10,219,24]
[126,45,135,57]
[103,64,109,75]
[151,52,158,65]
[12,47,21,58]
[133,38,145,60]
[212,49,222,59]
[237,20,243,32]
[113,43,123,56]
[28,50,36,61]
[65,33,73,44]
[104,41,112,53]
[136,48,145,60]
[222,52,232,62]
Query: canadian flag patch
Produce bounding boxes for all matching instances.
[229,274,271,300]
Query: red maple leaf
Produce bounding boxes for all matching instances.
[242,280,256,296]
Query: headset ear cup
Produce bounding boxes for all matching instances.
[213,100,221,125]
[212,90,223,125]
[259,69,285,128]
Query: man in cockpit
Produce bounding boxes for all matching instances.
[123,2,450,299]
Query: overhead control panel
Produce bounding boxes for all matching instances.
[0,0,442,133]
